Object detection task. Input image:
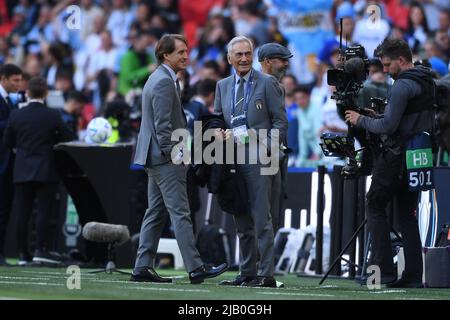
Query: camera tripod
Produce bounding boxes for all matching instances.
[319,218,403,285]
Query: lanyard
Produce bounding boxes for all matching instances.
[231,70,254,116]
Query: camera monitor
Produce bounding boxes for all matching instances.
[319,132,356,158]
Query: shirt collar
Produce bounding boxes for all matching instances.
[234,69,252,85]
[0,84,8,99]
[162,64,177,82]
[28,99,45,104]
[193,96,206,106]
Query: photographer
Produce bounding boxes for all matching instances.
[345,39,436,288]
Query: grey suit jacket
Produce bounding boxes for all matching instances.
[214,69,287,151]
[134,65,187,167]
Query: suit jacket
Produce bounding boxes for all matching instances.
[134,65,187,167]
[3,102,75,183]
[0,96,15,174]
[214,69,287,152]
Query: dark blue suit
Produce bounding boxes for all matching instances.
[0,95,16,257]
[3,101,75,254]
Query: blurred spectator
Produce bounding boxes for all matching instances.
[0,37,9,65]
[86,30,119,110]
[54,68,75,99]
[198,60,222,82]
[281,74,299,166]
[79,0,104,42]
[43,42,73,89]
[353,1,391,58]
[420,0,450,32]
[59,90,87,137]
[318,1,356,67]
[149,0,182,33]
[357,58,390,110]
[24,5,56,54]
[118,31,156,96]
[132,2,153,33]
[107,0,134,49]
[435,29,450,60]
[183,78,216,131]
[406,1,430,54]
[293,85,322,168]
[437,9,450,36]
[191,11,235,73]
[232,2,269,46]
[23,54,42,78]
[429,56,449,77]
[179,1,225,48]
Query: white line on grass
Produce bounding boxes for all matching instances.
[0,276,51,281]
[124,286,210,293]
[0,281,63,286]
[257,292,335,297]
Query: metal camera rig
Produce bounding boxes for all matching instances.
[319,18,381,178]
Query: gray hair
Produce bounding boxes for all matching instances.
[226,36,254,56]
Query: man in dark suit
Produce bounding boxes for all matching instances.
[0,64,23,266]
[215,36,288,288]
[131,34,228,284]
[3,77,75,265]
[259,42,293,235]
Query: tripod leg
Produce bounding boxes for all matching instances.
[319,218,367,285]
[89,269,107,274]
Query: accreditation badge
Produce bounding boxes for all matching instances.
[231,113,249,145]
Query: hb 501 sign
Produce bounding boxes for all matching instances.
[406,132,434,191]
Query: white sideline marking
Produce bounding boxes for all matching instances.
[18,270,95,277]
[258,292,335,297]
[0,281,63,286]
[368,290,407,294]
[0,276,51,281]
[127,286,210,293]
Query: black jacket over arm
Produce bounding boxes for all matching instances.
[190,113,249,216]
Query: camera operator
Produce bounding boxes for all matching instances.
[345,39,436,288]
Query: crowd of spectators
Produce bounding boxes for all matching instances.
[0,0,449,168]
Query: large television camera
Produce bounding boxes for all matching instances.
[319,25,379,178]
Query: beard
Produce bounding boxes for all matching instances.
[273,68,287,81]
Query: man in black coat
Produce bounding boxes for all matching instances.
[0,64,23,266]
[3,77,75,265]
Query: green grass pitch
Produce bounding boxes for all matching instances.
[0,266,449,300]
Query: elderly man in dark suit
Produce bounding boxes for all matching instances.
[131,34,228,284]
[3,77,75,265]
[215,36,288,288]
[0,64,22,266]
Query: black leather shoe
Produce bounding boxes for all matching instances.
[130,268,172,283]
[189,263,229,284]
[18,252,33,266]
[242,276,279,288]
[386,277,422,288]
[219,275,255,286]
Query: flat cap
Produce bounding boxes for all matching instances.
[258,43,293,62]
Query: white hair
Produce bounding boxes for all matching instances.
[226,36,254,56]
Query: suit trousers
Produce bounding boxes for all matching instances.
[14,181,58,254]
[0,162,13,255]
[134,162,203,273]
[234,158,275,277]
[366,149,422,279]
